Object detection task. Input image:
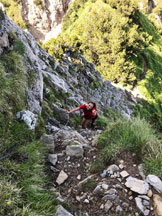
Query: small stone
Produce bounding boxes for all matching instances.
[128,191,132,196]
[116,205,123,213]
[135,197,150,216]
[144,210,150,216]
[93,185,103,195]
[122,202,129,208]
[67,156,70,161]
[115,184,122,189]
[111,175,115,178]
[119,160,124,164]
[107,164,119,173]
[119,164,124,169]
[48,154,58,166]
[143,200,150,206]
[138,195,150,201]
[105,200,113,212]
[129,196,133,200]
[84,199,89,204]
[77,175,81,180]
[100,204,104,209]
[102,183,109,190]
[105,188,117,195]
[102,194,117,201]
[147,190,153,198]
[120,171,129,178]
[133,164,137,167]
[66,145,84,157]
[100,170,107,178]
[56,170,68,185]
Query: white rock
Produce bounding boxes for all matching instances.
[125,177,149,194]
[16,110,38,130]
[55,205,73,216]
[146,175,162,193]
[120,170,129,178]
[56,170,68,185]
[48,154,57,166]
[119,164,124,169]
[77,175,81,180]
[84,199,89,204]
[105,200,113,212]
[100,204,104,209]
[102,183,109,190]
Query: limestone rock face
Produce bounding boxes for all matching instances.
[21,0,72,42]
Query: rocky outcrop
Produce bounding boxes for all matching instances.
[46,126,162,216]
[21,0,72,42]
[0,4,139,130]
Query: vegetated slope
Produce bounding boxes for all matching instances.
[0,6,139,215]
[0,4,162,216]
[43,0,162,128]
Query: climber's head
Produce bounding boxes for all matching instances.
[87,102,96,110]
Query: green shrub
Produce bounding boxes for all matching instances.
[96,115,108,130]
[0,8,5,21]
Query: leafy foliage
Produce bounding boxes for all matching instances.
[0,0,27,29]
[44,0,153,85]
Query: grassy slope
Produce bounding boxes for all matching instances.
[0,27,58,215]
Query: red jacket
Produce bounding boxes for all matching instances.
[79,104,97,119]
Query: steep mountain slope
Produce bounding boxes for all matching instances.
[0,3,162,216]
[44,0,162,129]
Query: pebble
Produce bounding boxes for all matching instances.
[105,200,113,212]
[102,183,109,190]
[100,204,104,209]
[100,170,107,178]
[84,199,89,204]
[119,164,124,169]
[147,189,153,198]
[143,200,150,206]
[116,205,123,213]
[120,170,129,178]
[67,156,70,161]
[77,175,81,180]
[129,196,133,200]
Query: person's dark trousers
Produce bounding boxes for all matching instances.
[91,115,98,129]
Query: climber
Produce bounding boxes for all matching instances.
[66,102,97,129]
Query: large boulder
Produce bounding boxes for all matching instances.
[146,175,162,193]
[125,177,149,194]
